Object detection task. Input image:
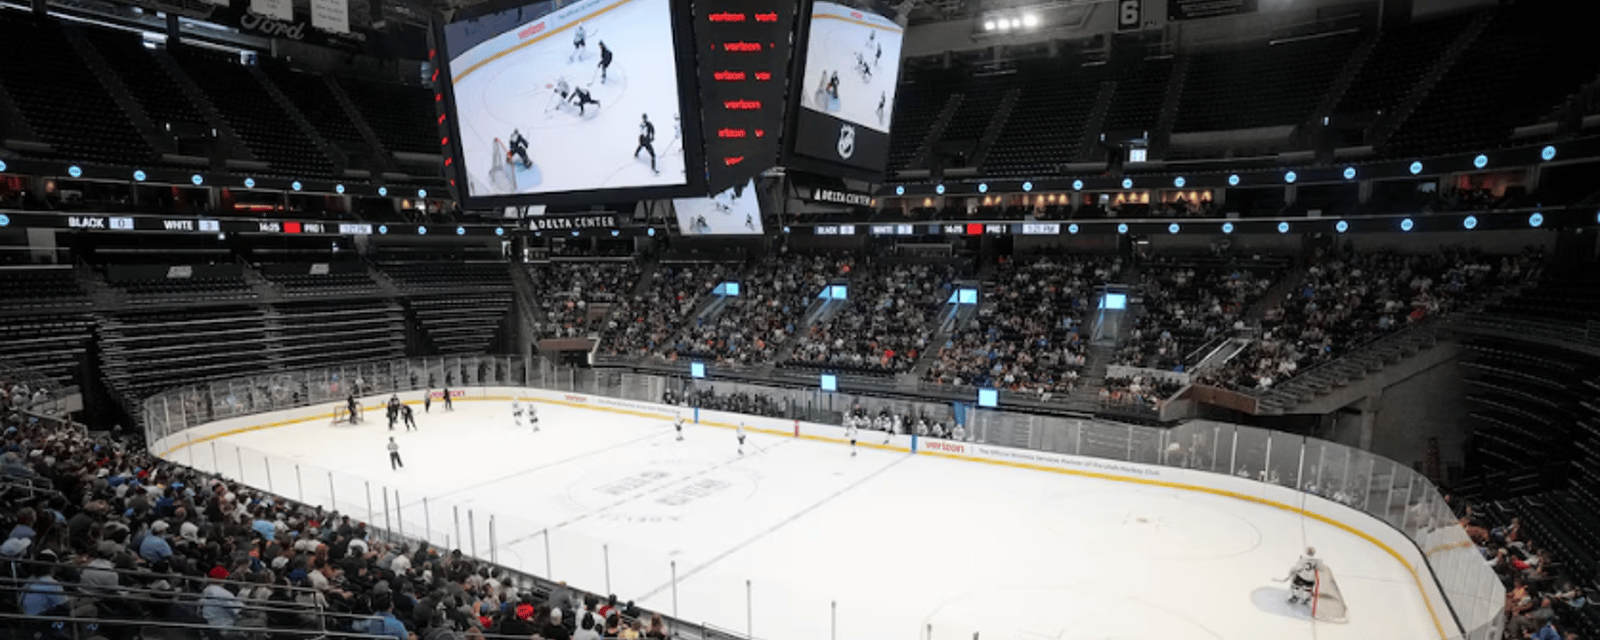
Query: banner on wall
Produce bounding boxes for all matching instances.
[1167,0,1258,21]
[250,0,293,22]
[311,0,350,34]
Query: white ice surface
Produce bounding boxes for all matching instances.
[191,399,1442,640]
[800,4,903,134]
[450,0,687,197]
[673,180,762,235]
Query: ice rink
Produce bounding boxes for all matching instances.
[673,180,762,235]
[449,0,687,196]
[800,2,904,133]
[177,397,1445,640]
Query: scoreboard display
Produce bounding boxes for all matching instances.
[693,0,797,193]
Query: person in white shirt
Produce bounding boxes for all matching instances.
[846,424,858,456]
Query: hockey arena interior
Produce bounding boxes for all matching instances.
[4,0,1600,637]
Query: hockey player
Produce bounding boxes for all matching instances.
[388,437,403,470]
[346,394,360,424]
[846,422,858,456]
[874,42,882,68]
[952,423,966,441]
[674,412,685,441]
[855,52,872,81]
[508,130,532,168]
[1285,547,1319,605]
[570,86,601,115]
[826,72,840,100]
[736,422,746,455]
[529,405,540,432]
[423,389,432,413]
[635,114,657,174]
[442,387,453,411]
[387,394,401,430]
[512,399,524,429]
[598,41,613,83]
[402,404,417,431]
[876,92,886,122]
[570,24,587,61]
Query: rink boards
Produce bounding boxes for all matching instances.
[152,386,1469,640]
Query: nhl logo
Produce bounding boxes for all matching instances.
[837,124,856,159]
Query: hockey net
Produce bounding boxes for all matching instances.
[488,138,517,193]
[1311,563,1349,623]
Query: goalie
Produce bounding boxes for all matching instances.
[1285,547,1319,605]
[507,130,532,169]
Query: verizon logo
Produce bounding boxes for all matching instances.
[722,41,761,52]
[518,22,546,39]
[724,99,761,110]
[926,441,966,454]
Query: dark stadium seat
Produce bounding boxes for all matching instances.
[984,62,1104,177]
[167,45,334,177]
[97,306,272,399]
[78,26,210,142]
[408,294,512,354]
[334,76,438,157]
[0,267,90,308]
[1332,13,1474,120]
[1102,56,1172,134]
[0,14,152,165]
[257,62,371,154]
[886,66,962,173]
[271,300,406,367]
[0,313,93,388]
[1174,34,1359,133]
[379,262,513,292]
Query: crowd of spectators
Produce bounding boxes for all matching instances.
[667,251,853,366]
[660,387,792,418]
[925,255,1117,397]
[1197,245,1541,392]
[1098,375,1183,413]
[0,382,669,640]
[1114,256,1283,371]
[599,263,733,359]
[787,262,961,375]
[527,262,640,339]
[1452,501,1590,640]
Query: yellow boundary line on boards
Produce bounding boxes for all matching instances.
[813,13,903,34]
[451,0,634,84]
[158,395,1453,639]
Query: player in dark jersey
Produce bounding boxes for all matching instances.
[598,42,614,83]
[635,114,657,174]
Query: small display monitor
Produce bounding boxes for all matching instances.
[978,388,998,408]
[820,374,838,392]
[691,362,706,379]
[1104,292,1127,310]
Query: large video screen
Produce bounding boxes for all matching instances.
[440,0,701,203]
[789,1,903,173]
[672,179,764,235]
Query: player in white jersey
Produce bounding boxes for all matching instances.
[846,423,858,456]
[674,412,685,440]
[1284,547,1319,604]
[736,422,746,455]
[570,24,587,61]
[512,399,524,429]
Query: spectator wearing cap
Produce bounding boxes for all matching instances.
[544,608,572,640]
[501,602,540,637]
[139,519,173,564]
[200,566,243,631]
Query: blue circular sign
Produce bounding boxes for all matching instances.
[1400,218,1414,232]
[378,187,388,197]
[1023,182,1033,192]
[1284,171,1297,184]
[379,225,389,234]
[571,230,579,237]
[418,189,428,198]
[336,184,346,194]
[1121,178,1133,189]
[1474,155,1488,169]
[1277,221,1290,234]
[190,174,204,186]
[1409,161,1423,175]
[782,226,791,234]
[1528,213,1544,228]
[1221,222,1234,234]
[895,185,905,196]
[1173,177,1186,188]
[456,226,466,235]
[1541,146,1556,161]
[935,184,945,195]
[1168,223,1180,234]
[1072,180,1084,191]
[1228,174,1240,186]
[133,170,147,181]
[292,181,303,191]
[244,177,256,189]
[1343,167,1356,180]
[0,159,7,172]
[1336,220,1349,233]
[495,227,505,236]
[418,226,428,235]
[1463,216,1478,230]
[978,183,988,194]
[611,230,620,237]
[1117,223,1129,234]
[68,166,83,178]
[1068,224,1080,234]
[0,214,10,227]
[648,228,657,236]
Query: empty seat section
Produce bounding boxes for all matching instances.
[0,14,151,165]
[78,26,209,135]
[409,294,512,354]
[1333,14,1473,118]
[886,67,961,172]
[0,313,93,387]
[381,262,513,292]
[336,77,437,155]
[271,300,405,368]
[98,306,270,399]
[1175,35,1358,132]
[985,62,1101,177]
[168,45,333,177]
[1103,57,1172,134]
[0,267,89,307]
